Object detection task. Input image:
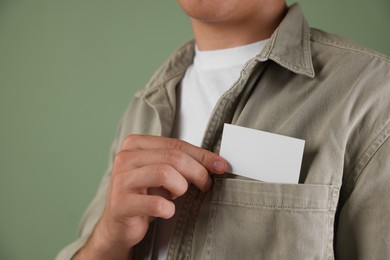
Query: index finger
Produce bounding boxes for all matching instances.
[120,135,227,174]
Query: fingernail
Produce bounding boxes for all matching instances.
[213,160,226,173]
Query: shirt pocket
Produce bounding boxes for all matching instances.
[203,178,339,260]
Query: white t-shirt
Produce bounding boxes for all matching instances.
[153,39,268,260]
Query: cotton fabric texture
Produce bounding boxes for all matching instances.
[155,39,268,260]
[56,4,390,260]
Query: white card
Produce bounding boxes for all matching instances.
[219,124,305,184]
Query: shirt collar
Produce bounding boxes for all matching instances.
[257,3,315,78]
[143,3,314,97]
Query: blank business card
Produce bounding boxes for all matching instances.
[219,124,305,184]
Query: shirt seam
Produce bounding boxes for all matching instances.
[135,69,186,100]
[268,53,314,76]
[259,26,315,78]
[343,123,390,202]
[211,201,333,211]
[310,31,390,63]
[270,21,314,77]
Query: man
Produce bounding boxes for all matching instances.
[57,1,390,259]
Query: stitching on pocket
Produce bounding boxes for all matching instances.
[212,200,332,211]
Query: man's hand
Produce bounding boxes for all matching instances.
[75,135,227,260]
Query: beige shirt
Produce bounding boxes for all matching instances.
[154,40,269,260]
[57,4,390,260]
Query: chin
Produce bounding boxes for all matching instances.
[177,0,238,23]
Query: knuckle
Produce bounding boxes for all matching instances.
[168,138,185,151]
[200,150,208,165]
[114,150,139,170]
[164,149,182,165]
[149,197,166,216]
[114,150,128,167]
[196,167,209,186]
[154,165,170,183]
[122,134,142,148]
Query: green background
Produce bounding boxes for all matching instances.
[0,1,389,259]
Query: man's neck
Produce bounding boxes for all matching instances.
[191,3,287,51]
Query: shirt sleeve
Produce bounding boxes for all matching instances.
[335,132,390,259]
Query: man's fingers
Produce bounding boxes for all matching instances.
[115,149,212,192]
[120,135,227,174]
[122,164,188,198]
[117,194,175,219]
